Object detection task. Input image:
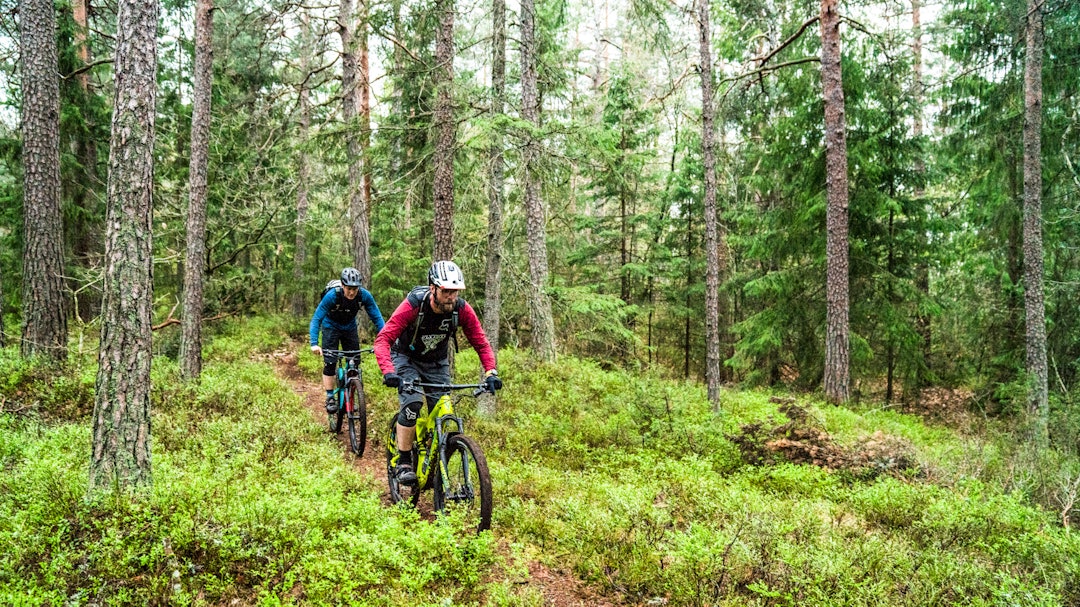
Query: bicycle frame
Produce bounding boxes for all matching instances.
[325,348,372,412]
[412,394,465,492]
[336,357,360,410]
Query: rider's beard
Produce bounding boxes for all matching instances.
[432,291,457,314]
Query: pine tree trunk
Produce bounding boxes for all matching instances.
[292,11,312,316]
[886,209,896,403]
[1022,0,1048,446]
[520,0,556,362]
[339,0,370,279]
[620,156,630,305]
[697,0,721,408]
[478,0,506,416]
[432,0,455,261]
[19,0,68,361]
[179,0,213,381]
[90,0,157,494]
[912,0,931,398]
[72,0,90,91]
[71,0,100,279]
[389,0,405,210]
[820,0,850,404]
[0,272,6,347]
[358,0,373,287]
[684,205,693,379]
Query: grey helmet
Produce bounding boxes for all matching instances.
[340,267,363,288]
[428,260,465,290]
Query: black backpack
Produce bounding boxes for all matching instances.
[402,285,463,354]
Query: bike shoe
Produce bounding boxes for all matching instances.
[325,394,338,415]
[394,463,417,485]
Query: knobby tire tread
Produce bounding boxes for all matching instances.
[346,379,367,457]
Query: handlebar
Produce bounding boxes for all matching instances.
[322,348,374,356]
[401,380,493,398]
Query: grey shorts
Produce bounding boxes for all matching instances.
[392,351,451,416]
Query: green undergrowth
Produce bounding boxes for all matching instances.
[0,317,517,606]
[2,316,1079,605]
[466,349,1080,606]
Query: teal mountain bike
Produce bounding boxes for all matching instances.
[324,348,372,457]
[385,380,494,533]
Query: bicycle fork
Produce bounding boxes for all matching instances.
[434,416,474,503]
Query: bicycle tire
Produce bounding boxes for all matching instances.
[346,379,367,457]
[385,415,420,507]
[435,434,492,533]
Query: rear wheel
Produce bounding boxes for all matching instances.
[346,379,367,457]
[435,434,492,533]
[386,415,419,507]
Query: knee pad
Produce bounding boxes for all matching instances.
[397,400,423,427]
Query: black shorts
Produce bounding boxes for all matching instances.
[392,351,451,425]
[321,326,360,376]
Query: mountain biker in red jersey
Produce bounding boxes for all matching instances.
[374,261,501,483]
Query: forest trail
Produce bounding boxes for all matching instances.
[267,343,625,607]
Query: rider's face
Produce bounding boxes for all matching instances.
[430,286,461,313]
[342,285,359,300]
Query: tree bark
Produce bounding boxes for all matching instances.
[478,0,506,416]
[179,0,213,381]
[19,0,69,361]
[697,0,721,408]
[684,204,693,379]
[520,0,557,362]
[358,0,373,287]
[432,0,455,261]
[292,10,313,316]
[90,0,158,494]
[339,0,371,282]
[72,0,90,91]
[1022,0,1048,446]
[912,0,931,396]
[820,0,850,404]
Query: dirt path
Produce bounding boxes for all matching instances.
[269,348,392,501]
[267,346,627,607]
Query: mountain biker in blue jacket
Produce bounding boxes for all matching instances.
[310,267,385,413]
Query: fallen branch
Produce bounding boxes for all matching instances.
[151,311,232,331]
[0,395,37,415]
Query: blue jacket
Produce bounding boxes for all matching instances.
[309,287,385,346]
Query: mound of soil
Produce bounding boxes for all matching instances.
[729,399,918,478]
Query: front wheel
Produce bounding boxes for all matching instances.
[435,434,492,534]
[346,379,367,457]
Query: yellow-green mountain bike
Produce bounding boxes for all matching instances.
[384,380,493,533]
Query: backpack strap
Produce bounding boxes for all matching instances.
[406,286,428,353]
[450,299,462,351]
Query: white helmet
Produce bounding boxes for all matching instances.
[428,260,466,290]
